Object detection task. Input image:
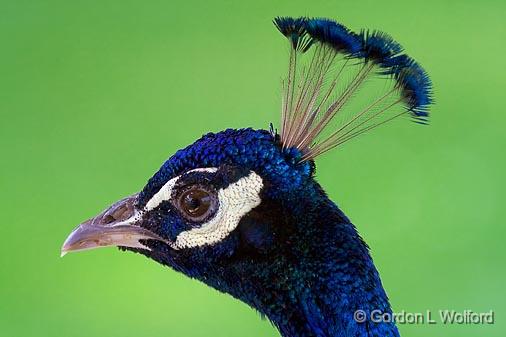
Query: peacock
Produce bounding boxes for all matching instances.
[62,16,432,337]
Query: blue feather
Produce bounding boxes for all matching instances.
[274,17,433,156]
[396,60,433,118]
[305,18,362,56]
[273,17,312,52]
[379,53,433,119]
[359,30,404,65]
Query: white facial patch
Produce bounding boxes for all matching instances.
[173,171,263,249]
[142,167,263,250]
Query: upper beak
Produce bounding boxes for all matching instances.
[61,193,168,256]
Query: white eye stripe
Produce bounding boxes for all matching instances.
[173,171,263,249]
[143,167,263,250]
[144,167,218,212]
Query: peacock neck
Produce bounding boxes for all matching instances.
[257,184,400,337]
[193,182,400,336]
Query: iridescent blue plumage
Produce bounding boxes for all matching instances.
[305,18,362,56]
[396,60,433,119]
[273,17,312,52]
[360,30,404,65]
[376,54,433,120]
[139,129,311,204]
[136,128,400,337]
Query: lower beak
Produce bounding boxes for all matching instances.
[61,194,168,256]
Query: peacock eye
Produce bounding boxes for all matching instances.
[176,185,218,222]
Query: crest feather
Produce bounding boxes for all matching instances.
[274,17,433,160]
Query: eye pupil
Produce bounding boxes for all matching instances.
[180,189,212,218]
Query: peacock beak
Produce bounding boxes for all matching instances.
[61,193,168,256]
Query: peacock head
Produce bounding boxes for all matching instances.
[62,128,317,288]
[62,16,432,336]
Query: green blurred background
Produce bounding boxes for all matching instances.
[1,0,504,336]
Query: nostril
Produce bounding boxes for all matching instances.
[88,193,139,226]
[101,203,135,224]
[102,214,116,224]
[111,205,130,220]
